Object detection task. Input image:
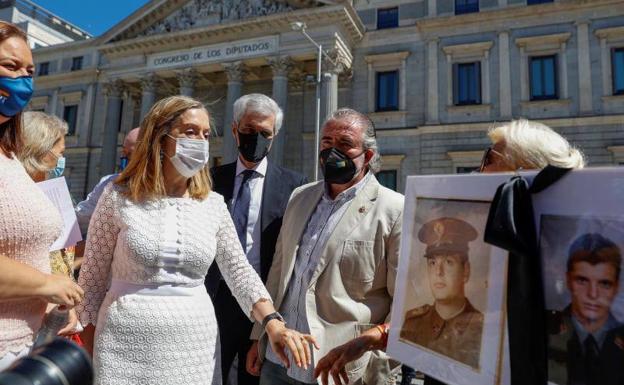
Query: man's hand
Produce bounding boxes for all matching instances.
[246,340,262,376]
[265,319,319,370]
[314,329,384,385]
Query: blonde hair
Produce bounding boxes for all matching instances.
[19,111,68,175]
[115,96,212,202]
[488,119,585,170]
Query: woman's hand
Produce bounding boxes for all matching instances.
[58,308,79,336]
[265,319,319,370]
[246,340,261,376]
[38,274,84,307]
[314,327,385,385]
[80,324,96,357]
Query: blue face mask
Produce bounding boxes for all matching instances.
[119,156,129,171]
[0,76,34,117]
[48,156,65,179]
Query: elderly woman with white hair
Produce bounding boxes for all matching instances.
[17,111,80,336]
[480,118,585,173]
[19,111,68,182]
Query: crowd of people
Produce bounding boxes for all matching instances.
[0,18,607,385]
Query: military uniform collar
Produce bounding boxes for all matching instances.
[571,312,619,351]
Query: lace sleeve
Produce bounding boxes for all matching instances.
[214,199,271,320]
[76,184,120,326]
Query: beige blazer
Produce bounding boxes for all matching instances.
[251,175,404,385]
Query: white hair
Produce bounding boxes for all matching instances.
[232,93,283,135]
[19,111,68,175]
[488,119,585,170]
[324,108,381,173]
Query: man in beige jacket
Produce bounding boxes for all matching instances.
[246,108,404,385]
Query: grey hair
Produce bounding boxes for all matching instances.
[324,108,381,173]
[232,93,283,135]
[488,119,585,170]
[19,111,68,175]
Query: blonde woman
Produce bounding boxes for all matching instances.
[480,118,585,172]
[76,96,317,385]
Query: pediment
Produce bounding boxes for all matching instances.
[107,0,320,43]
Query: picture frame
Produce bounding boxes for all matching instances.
[388,173,513,385]
[530,168,624,385]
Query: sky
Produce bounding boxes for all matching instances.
[33,0,150,37]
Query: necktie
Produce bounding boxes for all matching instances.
[583,334,600,385]
[232,169,255,251]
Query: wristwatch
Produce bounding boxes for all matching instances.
[262,312,285,330]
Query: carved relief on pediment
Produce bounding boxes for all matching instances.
[140,0,295,37]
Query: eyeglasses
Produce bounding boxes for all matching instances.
[479,146,507,173]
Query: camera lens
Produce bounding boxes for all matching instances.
[0,338,93,385]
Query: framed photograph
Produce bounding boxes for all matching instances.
[530,168,624,385]
[388,174,512,385]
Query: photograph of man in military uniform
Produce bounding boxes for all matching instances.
[540,216,624,385]
[399,198,492,371]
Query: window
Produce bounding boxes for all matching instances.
[377,7,398,29]
[613,48,624,95]
[38,62,49,76]
[455,0,479,15]
[377,170,397,191]
[456,166,479,174]
[376,71,399,111]
[453,62,481,105]
[530,55,558,100]
[71,56,83,71]
[527,0,553,4]
[63,105,78,136]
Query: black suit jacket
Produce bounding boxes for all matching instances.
[205,160,307,297]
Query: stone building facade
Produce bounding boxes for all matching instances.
[29,0,624,198]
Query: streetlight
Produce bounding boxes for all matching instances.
[290,21,336,181]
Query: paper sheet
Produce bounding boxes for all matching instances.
[37,176,82,251]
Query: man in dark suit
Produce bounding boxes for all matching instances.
[206,93,307,385]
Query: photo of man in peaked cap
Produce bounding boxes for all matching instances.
[400,217,484,369]
[547,232,624,385]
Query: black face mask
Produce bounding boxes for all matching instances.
[237,131,272,163]
[319,147,364,185]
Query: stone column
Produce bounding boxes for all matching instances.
[177,68,199,97]
[268,56,292,166]
[498,31,512,119]
[223,61,246,163]
[599,36,611,96]
[320,55,343,122]
[140,73,159,120]
[427,39,439,124]
[101,80,125,175]
[400,55,408,111]
[576,21,593,114]
[428,0,436,17]
[49,89,59,116]
[519,45,528,101]
[120,90,136,134]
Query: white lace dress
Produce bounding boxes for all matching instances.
[76,185,270,385]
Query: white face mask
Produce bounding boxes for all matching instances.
[166,135,209,178]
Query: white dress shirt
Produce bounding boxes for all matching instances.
[231,157,267,274]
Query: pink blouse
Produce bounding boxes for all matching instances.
[0,153,62,356]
